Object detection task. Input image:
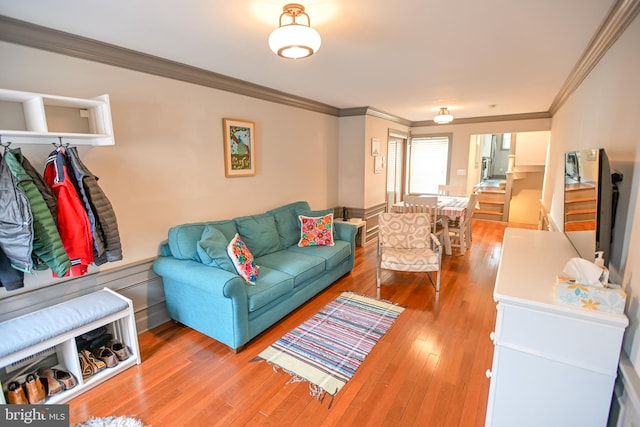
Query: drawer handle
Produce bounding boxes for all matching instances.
[489,332,495,342]
[485,369,492,378]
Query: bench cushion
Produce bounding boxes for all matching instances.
[0,290,129,359]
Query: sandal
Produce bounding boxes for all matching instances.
[78,349,106,379]
[36,368,63,396]
[37,367,77,392]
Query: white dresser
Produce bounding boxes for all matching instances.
[485,228,628,427]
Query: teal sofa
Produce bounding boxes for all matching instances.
[152,201,357,352]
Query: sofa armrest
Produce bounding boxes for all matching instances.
[334,221,357,243]
[153,257,246,299]
[153,256,250,350]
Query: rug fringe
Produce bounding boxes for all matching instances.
[265,361,336,408]
[342,290,407,308]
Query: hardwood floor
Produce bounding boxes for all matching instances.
[69,220,512,426]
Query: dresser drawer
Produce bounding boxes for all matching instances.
[494,302,624,375]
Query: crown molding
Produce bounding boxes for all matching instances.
[549,0,640,115]
[412,111,552,127]
[0,15,340,117]
[339,107,412,126]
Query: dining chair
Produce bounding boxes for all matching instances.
[376,212,443,292]
[403,195,452,255]
[437,184,465,197]
[447,192,479,254]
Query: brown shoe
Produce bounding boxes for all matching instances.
[108,341,130,361]
[24,373,46,404]
[79,349,107,379]
[53,369,77,390]
[6,381,28,404]
[92,347,119,368]
[37,367,77,393]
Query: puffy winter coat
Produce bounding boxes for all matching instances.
[0,246,23,291]
[66,147,122,265]
[5,148,71,277]
[44,149,94,277]
[0,153,33,273]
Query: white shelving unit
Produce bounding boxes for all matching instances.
[485,228,628,427]
[0,289,139,404]
[0,88,114,146]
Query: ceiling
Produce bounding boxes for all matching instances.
[0,0,617,122]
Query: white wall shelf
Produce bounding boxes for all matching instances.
[0,88,114,146]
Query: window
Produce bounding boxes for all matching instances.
[407,135,450,194]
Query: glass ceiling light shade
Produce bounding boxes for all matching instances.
[434,107,454,124]
[269,3,321,59]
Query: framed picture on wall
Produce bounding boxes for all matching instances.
[223,118,256,177]
[374,156,383,174]
[371,138,381,156]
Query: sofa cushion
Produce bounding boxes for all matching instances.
[196,225,236,273]
[234,213,282,257]
[168,220,237,261]
[256,250,325,287]
[227,234,259,284]
[246,266,294,312]
[286,240,351,270]
[268,201,311,248]
[298,213,335,247]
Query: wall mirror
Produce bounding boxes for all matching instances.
[563,148,615,266]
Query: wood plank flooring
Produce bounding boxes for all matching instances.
[69,220,514,426]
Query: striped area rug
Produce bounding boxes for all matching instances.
[256,291,404,403]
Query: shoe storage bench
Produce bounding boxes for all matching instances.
[0,288,140,404]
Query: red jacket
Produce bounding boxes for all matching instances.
[44,148,94,277]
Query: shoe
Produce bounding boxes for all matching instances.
[24,373,46,404]
[88,333,112,350]
[53,369,77,390]
[81,326,107,341]
[108,341,130,361]
[37,367,77,393]
[79,349,107,379]
[6,381,28,404]
[36,368,63,397]
[92,347,118,368]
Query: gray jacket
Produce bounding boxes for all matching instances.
[0,153,33,274]
[66,147,122,265]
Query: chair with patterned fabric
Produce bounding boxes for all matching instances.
[376,212,443,292]
[403,195,451,255]
[447,192,479,254]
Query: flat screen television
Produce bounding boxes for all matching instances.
[563,148,620,266]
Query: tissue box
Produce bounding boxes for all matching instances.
[555,275,626,314]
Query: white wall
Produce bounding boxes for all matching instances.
[0,41,339,294]
[338,115,366,208]
[543,15,640,373]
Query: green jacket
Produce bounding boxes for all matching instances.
[4,148,70,277]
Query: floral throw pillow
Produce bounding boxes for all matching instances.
[227,233,258,284]
[298,214,335,247]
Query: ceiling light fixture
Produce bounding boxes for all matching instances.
[269,3,321,59]
[434,107,454,124]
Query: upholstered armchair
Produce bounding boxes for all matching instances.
[376,213,443,292]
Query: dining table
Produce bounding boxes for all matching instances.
[392,195,470,220]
